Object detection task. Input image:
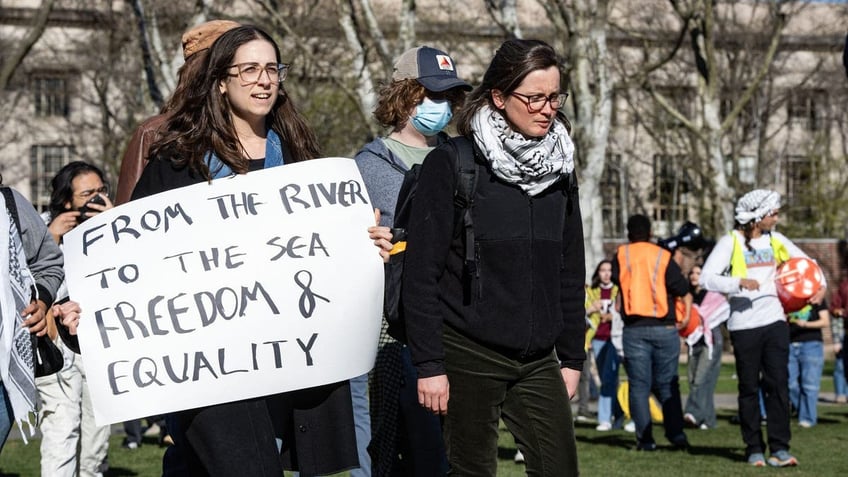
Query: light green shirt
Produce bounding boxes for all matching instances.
[384,137,434,170]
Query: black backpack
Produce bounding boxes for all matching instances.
[383,138,478,343]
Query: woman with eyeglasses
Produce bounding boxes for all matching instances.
[131,25,392,477]
[401,39,584,475]
[37,161,113,477]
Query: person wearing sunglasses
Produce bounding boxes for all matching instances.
[401,39,584,475]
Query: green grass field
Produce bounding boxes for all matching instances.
[1,361,845,476]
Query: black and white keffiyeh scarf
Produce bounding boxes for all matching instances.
[471,105,575,196]
[0,194,37,442]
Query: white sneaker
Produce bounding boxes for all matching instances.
[799,420,813,428]
[514,449,525,464]
[624,421,636,433]
[595,421,612,431]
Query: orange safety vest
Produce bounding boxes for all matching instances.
[616,242,672,318]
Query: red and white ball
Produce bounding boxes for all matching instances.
[775,257,824,313]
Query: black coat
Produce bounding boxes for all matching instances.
[401,137,586,378]
[132,156,358,476]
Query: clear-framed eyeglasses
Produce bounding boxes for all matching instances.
[227,62,289,84]
[509,92,568,113]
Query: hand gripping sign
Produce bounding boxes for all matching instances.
[63,158,383,425]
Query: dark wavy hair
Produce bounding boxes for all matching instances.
[160,50,209,115]
[373,78,466,130]
[48,161,107,219]
[456,39,570,136]
[590,259,614,289]
[149,25,320,178]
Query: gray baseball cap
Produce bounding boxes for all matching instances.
[392,46,472,92]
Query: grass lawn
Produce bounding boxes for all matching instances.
[1,360,846,476]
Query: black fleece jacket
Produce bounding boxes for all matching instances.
[402,137,586,378]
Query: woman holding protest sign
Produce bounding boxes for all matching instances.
[128,25,392,476]
[401,39,585,475]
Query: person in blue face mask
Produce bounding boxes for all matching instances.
[354,46,471,477]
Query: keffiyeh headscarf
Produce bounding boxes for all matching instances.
[471,105,575,196]
[0,194,37,442]
[734,189,781,225]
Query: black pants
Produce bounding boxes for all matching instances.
[731,321,791,457]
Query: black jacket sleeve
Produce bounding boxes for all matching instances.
[401,144,458,378]
[555,176,587,371]
[666,258,689,298]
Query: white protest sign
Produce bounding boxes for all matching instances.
[62,158,383,425]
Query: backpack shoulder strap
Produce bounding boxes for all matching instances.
[1,187,21,233]
[448,138,478,266]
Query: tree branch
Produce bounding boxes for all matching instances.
[0,0,57,90]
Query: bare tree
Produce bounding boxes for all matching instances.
[624,0,790,234]
[130,0,221,110]
[540,0,615,275]
[0,0,56,91]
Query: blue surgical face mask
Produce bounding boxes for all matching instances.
[411,97,452,136]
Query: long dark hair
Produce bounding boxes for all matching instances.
[456,39,570,136]
[734,220,757,251]
[160,50,208,115]
[149,25,320,178]
[48,161,106,219]
[590,259,614,289]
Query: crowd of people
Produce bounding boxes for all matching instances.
[0,18,846,477]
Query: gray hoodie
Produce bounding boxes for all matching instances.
[6,188,64,307]
[353,137,410,228]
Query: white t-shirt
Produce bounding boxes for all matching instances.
[700,230,812,332]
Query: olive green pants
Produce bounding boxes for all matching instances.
[443,326,579,476]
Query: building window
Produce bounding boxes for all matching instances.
[784,155,813,219]
[787,89,826,131]
[33,75,70,117]
[30,145,74,210]
[601,157,625,238]
[651,154,691,226]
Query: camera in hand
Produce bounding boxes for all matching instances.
[77,194,106,223]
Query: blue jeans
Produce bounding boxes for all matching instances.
[0,382,13,451]
[350,373,372,477]
[788,340,824,425]
[622,325,686,447]
[592,339,621,425]
[835,348,847,398]
[684,327,723,428]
